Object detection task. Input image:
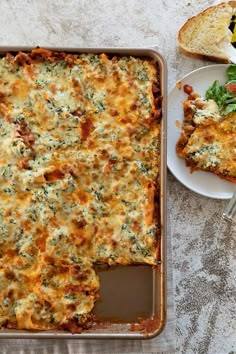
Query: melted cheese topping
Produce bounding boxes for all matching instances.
[191,98,221,125]
[177,96,236,182]
[0,49,160,331]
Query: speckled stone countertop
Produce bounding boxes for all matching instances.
[0,0,235,353]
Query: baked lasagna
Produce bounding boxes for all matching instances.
[176,85,236,183]
[0,48,161,332]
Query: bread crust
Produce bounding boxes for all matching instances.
[178,1,236,63]
[178,46,230,63]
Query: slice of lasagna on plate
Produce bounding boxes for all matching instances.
[176,86,236,183]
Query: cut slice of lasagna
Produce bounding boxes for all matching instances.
[176,91,236,183]
[0,257,99,333]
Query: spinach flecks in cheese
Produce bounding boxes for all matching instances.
[192,98,221,125]
[0,48,161,333]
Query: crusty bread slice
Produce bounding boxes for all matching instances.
[178,1,236,63]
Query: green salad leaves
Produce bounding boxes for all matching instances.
[205,64,236,115]
[226,65,236,80]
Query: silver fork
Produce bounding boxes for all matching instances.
[223,192,236,222]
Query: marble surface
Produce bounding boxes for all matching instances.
[0,0,235,353]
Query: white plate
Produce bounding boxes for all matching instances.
[167,64,236,200]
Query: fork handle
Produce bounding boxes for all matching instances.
[223,192,236,222]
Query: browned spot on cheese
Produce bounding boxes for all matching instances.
[25,65,36,80]
[75,189,89,204]
[72,108,84,117]
[11,78,31,100]
[65,284,83,294]
[4,269,17,281]
[0,102,11,118]
[4,208,12,217]
[131,221,141,233]
[49,83,56,94]
[35,232,49,252]
[109,107,119,116]
[80,117,94,141]
[21,219,32,232]
[17,157,31,170]
[5,249,18,257]
[72,218,87,229]
[44,169,65,182]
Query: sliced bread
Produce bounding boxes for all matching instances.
[178,1,236,63]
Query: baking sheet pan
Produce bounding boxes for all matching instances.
[0,47,167,339]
